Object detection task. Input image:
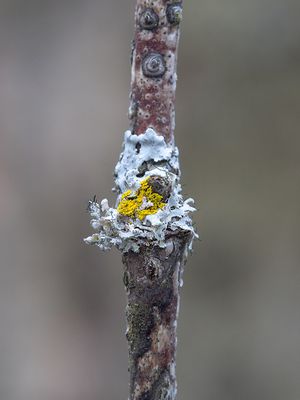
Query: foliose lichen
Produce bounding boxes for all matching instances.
[84,128,197,253]
[117,176,167,221]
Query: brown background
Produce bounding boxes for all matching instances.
[0,0,300,399]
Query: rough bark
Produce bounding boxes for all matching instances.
[129,0,183,143]
[123,232,190,400]
[85,1,194,399]
[125,1,185,399]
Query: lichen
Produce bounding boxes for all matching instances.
[126,303,154,358]
[117,177,166,220]
[84,128,197,253]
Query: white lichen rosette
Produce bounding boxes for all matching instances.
[84,129,197,253]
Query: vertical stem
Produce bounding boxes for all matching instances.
[129,0,183,144]
[124,2,185,399]
[123,234,190,400]
[85,2,196,399]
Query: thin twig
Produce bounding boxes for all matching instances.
[85,1,197,399]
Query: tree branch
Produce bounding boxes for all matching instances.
[85,1,197,399]
[129,0,183,144]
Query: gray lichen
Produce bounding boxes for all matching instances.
[84,129,197,253]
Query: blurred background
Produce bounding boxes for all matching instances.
[0,0,300,399]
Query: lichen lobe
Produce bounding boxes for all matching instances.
[84,128,197,253]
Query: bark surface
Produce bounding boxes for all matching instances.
[85,2,194,399]
[123,233,190,400]
[129,0,183,143]
[125,1,185,399]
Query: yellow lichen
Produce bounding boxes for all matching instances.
[117,178,166,220]
[121,190,132,199]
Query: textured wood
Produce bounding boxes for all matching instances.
[123,233,190,400]
[124,2,186,399]
[129,0,183,143]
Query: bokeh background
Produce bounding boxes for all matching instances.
[1,0,300,399]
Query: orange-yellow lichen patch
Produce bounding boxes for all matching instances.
[117,178,166,220]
